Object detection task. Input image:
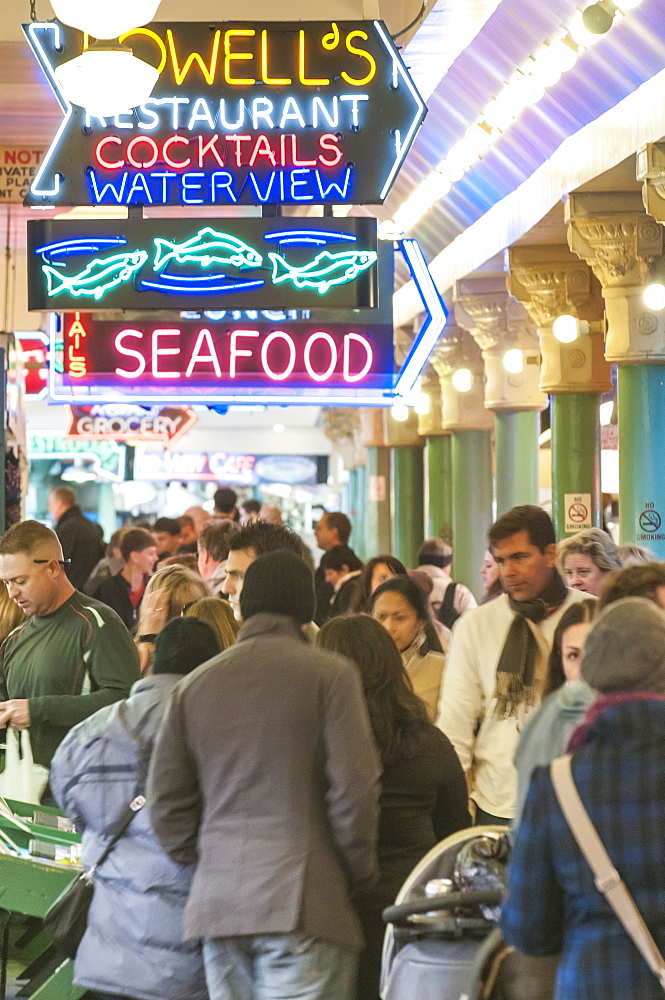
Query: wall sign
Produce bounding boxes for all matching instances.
[64,404,197,446]
[27,432,125,481]
[135,448,322,485]
[24,20,426,207]
[564,493,592,533]
[28,217,378,311]
[15,332,49,399]
[0,147,45,203]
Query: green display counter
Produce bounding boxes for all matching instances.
[0,797,84,1000]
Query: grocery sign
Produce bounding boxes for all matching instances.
[64,404,197,445]
[27,217,378,311]
[24,20,426,207]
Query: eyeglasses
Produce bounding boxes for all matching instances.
[33,559,72,567]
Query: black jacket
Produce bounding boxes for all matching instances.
[93,572,146,632]
[55,506,105,590]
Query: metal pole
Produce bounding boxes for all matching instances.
[495,410,540,516]
[391,446,424,568]
[426,434,453,541]
[451,429,493,600]
[618,365,665,557]
[551,393,601,539]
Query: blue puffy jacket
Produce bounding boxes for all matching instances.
[50,674,208,1000]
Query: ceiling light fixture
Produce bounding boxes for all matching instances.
[643,282,665,311]
[552,314,585,343]
[451,368,473,392]
[380,0,644,240]
[49,0,161,39]
[391,401,409,421]
[54,44,159,118]
[503,348,524,374]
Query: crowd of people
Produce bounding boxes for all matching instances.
[0,485,662,1000]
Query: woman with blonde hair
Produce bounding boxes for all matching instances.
[184,597,239,651]
[557,527,621,597]
[135,564,210,673]
[0,585,26,641]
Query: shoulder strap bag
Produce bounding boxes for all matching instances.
[550,754,665,990]
[42,793,146,960]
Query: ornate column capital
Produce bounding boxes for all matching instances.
[508,244,611,393]
[430,327,494,432]
[565,191,663,288]
[417,364,448,437]
[322,408,365,469]
[453,280,546,413]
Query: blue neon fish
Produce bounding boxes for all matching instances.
[42,250,149,301]
[268,249,377,295]
[153,228,263,272]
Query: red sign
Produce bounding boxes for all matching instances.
[64,404,197,446]
[15,333,48,399]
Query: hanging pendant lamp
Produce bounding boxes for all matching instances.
[49,0,161,40]
[55,43,159,118]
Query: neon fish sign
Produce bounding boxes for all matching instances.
[28,218,378,310]
[23,20,426,207]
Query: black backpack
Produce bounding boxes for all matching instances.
[436,582,460,630]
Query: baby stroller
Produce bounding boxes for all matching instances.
[380,826,517,1000]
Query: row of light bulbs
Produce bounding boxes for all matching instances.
[380,0,644,240]
[48,1,162,119]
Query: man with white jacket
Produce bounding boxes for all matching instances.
[437,505,590,825]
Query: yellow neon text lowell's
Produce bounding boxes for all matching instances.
[341,31,376,86]
[261,29,291,85]
[224,30,256,86]
[298,30,329,86]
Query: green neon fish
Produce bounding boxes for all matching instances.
[153,228,263,272]
[42,251,149,301]
[268,249,378,295]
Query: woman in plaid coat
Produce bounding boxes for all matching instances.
[501,597,665,1000]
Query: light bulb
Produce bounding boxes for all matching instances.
[503,349,524,374]
[552,314,579,343]
[614,0,642,9]
[55,47,159,117]
[391,402,409,422]
[50,0,161,39]
[273,423,285,433]
[452,368,473,392]
[414,392,431,416]
[569,12,603,47]
[643,283,665,311]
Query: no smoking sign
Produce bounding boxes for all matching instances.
[564,493,592,533]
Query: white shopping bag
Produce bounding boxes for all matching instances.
[0,728,49,804]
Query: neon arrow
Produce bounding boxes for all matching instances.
[373,21,427,202]
[24,22,72,200]
[393,239,447,398]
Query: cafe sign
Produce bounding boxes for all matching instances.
[24,19,426,207]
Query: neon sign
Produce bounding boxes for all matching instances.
[27,432,125,482]
[28,218,378,310]
[64,404,197,446]
[134,449,322,485]
[23,20,426,207]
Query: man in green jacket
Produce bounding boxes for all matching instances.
[0,520,140,767]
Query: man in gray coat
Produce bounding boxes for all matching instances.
[148,549,381,1000]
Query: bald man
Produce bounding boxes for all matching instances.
[0,520,139,768]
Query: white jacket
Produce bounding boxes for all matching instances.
[436,588,590,819]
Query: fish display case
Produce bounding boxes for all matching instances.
[0,797,84,1000]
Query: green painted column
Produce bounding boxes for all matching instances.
[551,393,601,539]
[426,435,453,541]
[96,483,117,541]
[495,411,540,516]
[365,445,391,556]
[451,430,493,601]
[618,365,665,558]
[354,464,367,561]
[391,446,424,568]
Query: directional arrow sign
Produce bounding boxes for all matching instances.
[24,20,426,208]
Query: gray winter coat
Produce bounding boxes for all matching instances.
[49,674,208,1000]
[148,612,381,949]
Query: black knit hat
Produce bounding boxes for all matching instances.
[152,617,221,675]
[240,549,315,624]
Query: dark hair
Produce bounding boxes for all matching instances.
[228,521,305,558]
[544,599,597,696]
[242,499,261,515]
[488,504,556,554]
[153,517,181,537]
[323,511,351,545]
[152,618,220,676]
[120,528,155,562]
[353,555,408,612]
[160,554,200,573]
[214,487,238,513]
[198,518,241,562]
[599,562,665,610]
[370,576,431,624]
[177,515,195,531]
[418,538,453,569]
[319,544,363,574]
[317,615,429,765]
